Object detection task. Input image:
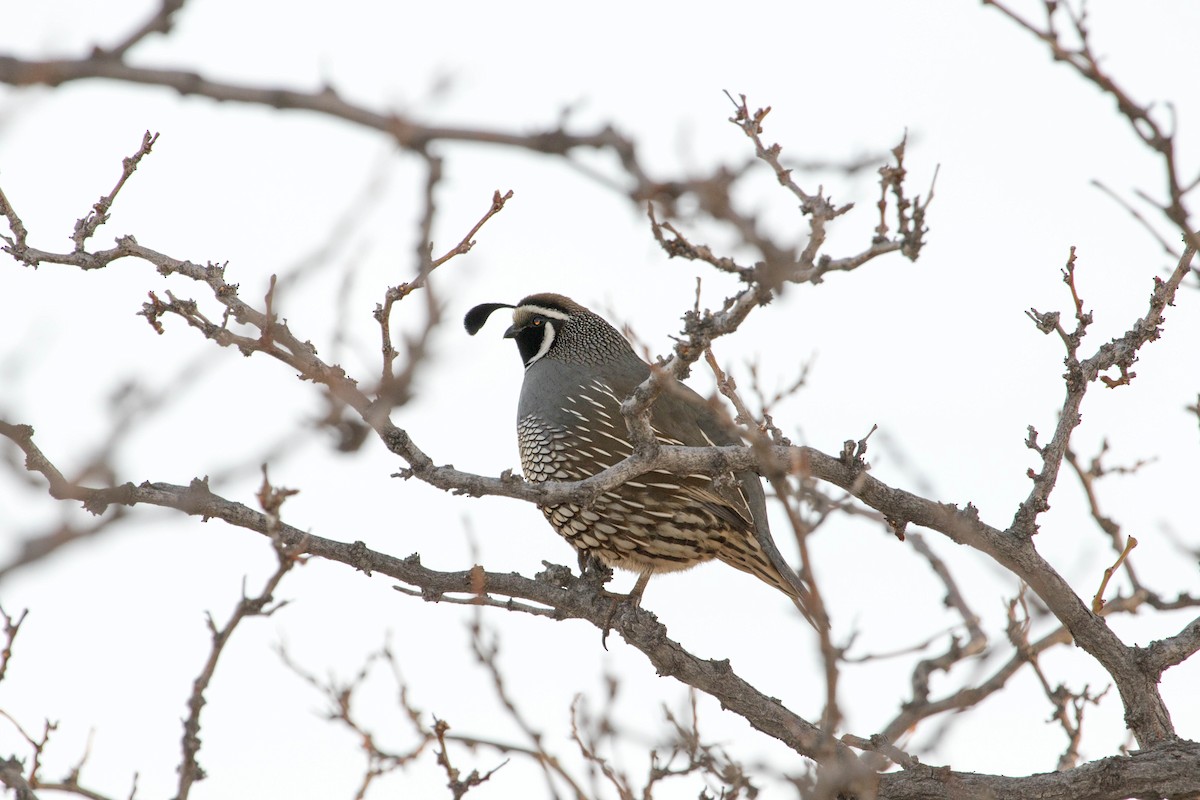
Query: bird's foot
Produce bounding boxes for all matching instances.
[598,570,652,650]
[600,591,635,650]
[578,553,614,590]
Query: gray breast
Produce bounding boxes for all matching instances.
[517,361,634,482]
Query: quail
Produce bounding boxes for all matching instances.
[465,293,819,629]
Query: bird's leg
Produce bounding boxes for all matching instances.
[600,569,653,648]
[628,570,652,606]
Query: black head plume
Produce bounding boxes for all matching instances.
[464,302,515,335]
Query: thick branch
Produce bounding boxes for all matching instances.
[0,422,851,771]
[807,450,1175,747]
[6,424,1199,798]
[0,416,1178,748]
[0,757,39,800]
[877,738,1200,800]
[0,56,661,200]
[1141,616,1200,678]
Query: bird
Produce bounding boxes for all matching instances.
[465,292,820,630]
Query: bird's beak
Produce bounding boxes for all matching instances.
[503,323,520,339]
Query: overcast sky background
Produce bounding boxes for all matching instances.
[1,1,1198,798]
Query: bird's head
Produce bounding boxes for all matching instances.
[464,293,631,368]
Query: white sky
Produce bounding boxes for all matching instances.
[1,1,1198,798]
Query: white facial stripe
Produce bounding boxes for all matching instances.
[524,320,556,368]
[516,304,571,321]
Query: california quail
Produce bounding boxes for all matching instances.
[466,293,819,628]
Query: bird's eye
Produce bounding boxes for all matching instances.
[532,318,544,326]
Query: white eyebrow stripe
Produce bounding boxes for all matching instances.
[516,304,571,321]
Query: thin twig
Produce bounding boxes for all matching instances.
[1093,537,1138,613]
[0,606,28,684]
[175,468,304,800]
[71,131,159,252]
[98,0,186,59]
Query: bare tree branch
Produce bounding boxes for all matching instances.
[1018,244,1196,551]
[0,606,27,685]
[96,0,186,60]
[175,467,304,800]
[983,0,1199,251]
[433,718,507,799]
[1,7,1197,797]
[0,757,40,800]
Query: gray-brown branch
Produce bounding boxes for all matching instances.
[4,420,1199,799]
